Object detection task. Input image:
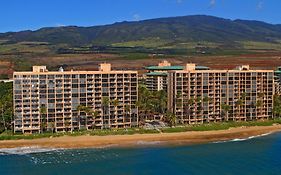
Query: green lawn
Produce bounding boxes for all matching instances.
[161,119,281,133]
[1,119,281,140]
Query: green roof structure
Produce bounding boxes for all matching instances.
[145,72,168,76]
[145,65,209,70]
[145,66,184,70]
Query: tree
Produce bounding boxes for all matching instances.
[188,97,195,106]
[48,122,55,133]
[1,103,7,131]
[156,90,167,114]
[273,95,281,118]
[0,82,13,132]
[77,105,93,130]
[203,96,210,103]
[111,98,119,123]
[165,111,177,127]
[221,103,231,121]
[124,104,131,124]
[91,110,99,129]
[256,100,263,108]
[39,105,47,133]
[102,96,110,129]
[235,99,244,121]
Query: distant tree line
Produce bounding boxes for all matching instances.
[0,82,13,133]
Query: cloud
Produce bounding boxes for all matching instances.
[209,0,216,7]
[256,1,263,10]
[133,14,141,21]
[176,0,183,4]
[55,23,66,27]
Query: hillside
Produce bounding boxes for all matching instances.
[1,15,281,78]
[1,15,281,47]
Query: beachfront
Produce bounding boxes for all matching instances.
[1,125,281,149]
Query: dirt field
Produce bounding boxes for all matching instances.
[1,51,281,78]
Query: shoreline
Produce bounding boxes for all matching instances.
[0,125,281,149]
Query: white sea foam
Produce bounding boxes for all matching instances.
[0,146,60,155]
[213,132,272,144]
[136,141,163,145]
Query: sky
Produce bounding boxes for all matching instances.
[0,0,280,33]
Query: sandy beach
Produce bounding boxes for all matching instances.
[0,125,281,149]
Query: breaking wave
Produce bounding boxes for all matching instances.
[136,141,164,145]
[213,132,272,144]
[0,146,60,155]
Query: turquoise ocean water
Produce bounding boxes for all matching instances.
[0,132,281,175]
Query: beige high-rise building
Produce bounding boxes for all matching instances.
[145,60,209,91]
[167,64,274,124]
[13,64,138,133]
[274,66,281,95]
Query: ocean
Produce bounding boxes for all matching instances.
[0,132,281,175]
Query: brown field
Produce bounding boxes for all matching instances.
[1,51,281,78]
[0,61,13,76]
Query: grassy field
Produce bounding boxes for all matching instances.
[161,119,281,133]
[112,37,171,48]
[1,119,281,140]
[240,41,281,50]
[1,40,281,79]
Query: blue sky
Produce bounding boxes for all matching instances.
[0,0,280,32]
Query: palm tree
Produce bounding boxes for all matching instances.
[48,122,55,133]
[39,105,47,133]
[157,90,167,114]
[203,96,210,103]
[221,103,231,121]
[188,97,195,106]
[0,103,6,131]
[77,105,93,130]
[111,98,119,124]
[76,105,85,130]
[124,104,131,124]
[249,102,255,121]
[165,111,177,127]
[102,96,110,129]
[235,99,244,121]
[136,100,145,123]
[91,110,99,129]
[273,95,281,119]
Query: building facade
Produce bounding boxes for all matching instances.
[274,66,281,95]
[168,64,274,124]
[13,64,138,133]
[145,60,209,91]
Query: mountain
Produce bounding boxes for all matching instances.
[1,15,281,47]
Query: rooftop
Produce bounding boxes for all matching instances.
[145,72,168,76]
[145,65,210,70]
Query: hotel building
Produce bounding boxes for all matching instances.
[145,60,209,91]
[167,64,274,124]
[13,64,138,133]
[274,66,281,95]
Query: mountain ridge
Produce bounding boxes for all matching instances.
[1,15,281,47]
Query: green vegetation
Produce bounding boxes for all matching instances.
[1,119,281,140]
[0,128,159,140]
[161,119,281,133]
[137,85,168,123]
[2,15,281,48]
[273,95,281,118]
[241,41,281,50]
[112,37,171,48]
[0,42,51,54]
[0,82,13,133]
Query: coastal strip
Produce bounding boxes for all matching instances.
[0,125,280,149]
